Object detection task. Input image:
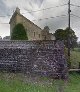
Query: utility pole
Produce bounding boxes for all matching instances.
[68,0,71,30]
[68,0,71,62]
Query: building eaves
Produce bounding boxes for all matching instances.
[9,11,43,31]
[19,14,42,30]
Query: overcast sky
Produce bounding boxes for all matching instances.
[0,0,80,41]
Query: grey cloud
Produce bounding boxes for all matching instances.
[0,0,10,15]
[29,0,44,8]
[33,0,68,32]
[35,0,80,37]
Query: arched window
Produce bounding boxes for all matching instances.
[34,32,35,37]
[44,36,46,40]
[39,34,40,38]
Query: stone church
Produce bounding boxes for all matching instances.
[9,7,55,40]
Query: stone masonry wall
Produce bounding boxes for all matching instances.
[0,40,67,79]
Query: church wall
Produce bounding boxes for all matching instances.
[41,30,51,40]
[10,15,17,37]
[16,14,42,40]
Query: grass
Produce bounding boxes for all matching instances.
[0,72,80,92]
[70,48,80,68]
[65,73,80,92]
[70,51,80,68]
[65,47,80,68]
[0,72,56,92]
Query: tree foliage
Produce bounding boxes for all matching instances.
[11,23,28,40]
[54,27,78,48]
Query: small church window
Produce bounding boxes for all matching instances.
[39,34,40,38]
[44,36,46,40]
[34,32,35,37]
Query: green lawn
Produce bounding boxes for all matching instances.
[0,72,80,92]
[70,48,80,68]
[65,73,80,92]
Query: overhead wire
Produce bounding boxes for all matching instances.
[23,3,67,14]
[0,23,9,24]
[0,15,11,18]
[70,4,80,8]
[0,3,68,24]
[71,14,80,19]
[1,3,80,21]
[0,3,67,18]
[0,14,68,24]
[33,14,68,21]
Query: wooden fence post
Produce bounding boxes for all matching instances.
[78,62,80,73]
[68,62,71,69]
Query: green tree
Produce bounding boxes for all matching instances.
[11,23,28,40]
[54,27,78,49]
[54,29,66,40]
[65,27,77,49]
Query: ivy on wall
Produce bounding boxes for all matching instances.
[11,23,28,40]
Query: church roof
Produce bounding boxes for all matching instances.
[9,8,42,30]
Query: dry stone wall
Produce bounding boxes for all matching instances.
[0,40,67,79]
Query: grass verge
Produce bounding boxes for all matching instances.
[0,72,80,92]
